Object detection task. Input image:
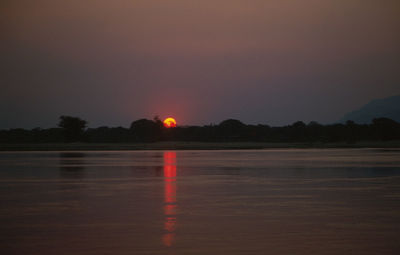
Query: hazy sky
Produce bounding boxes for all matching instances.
[1,0,399,128]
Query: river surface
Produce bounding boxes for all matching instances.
[1,149,400,254]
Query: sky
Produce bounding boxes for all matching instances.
[1,0,400,129]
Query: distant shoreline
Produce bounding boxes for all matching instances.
[1,141,400,151]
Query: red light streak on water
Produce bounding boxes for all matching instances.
[163,151,177,247]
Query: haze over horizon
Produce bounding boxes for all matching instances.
[1,0,399,129]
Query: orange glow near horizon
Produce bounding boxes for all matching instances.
[163,117,177,128]
[163,151,177,247]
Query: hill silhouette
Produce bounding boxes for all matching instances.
[340,95,400,124]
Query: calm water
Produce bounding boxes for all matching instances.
[1,149,400,254]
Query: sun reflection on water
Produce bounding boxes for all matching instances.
[163,151,177,247]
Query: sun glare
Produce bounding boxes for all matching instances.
[163,117,177,128]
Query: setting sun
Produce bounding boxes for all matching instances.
[163,117,177,128]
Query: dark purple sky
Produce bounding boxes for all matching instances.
[1,0,400,128]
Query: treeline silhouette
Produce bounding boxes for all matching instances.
[1,116,400,143]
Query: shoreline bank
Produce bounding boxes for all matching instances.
[1,141,400,151]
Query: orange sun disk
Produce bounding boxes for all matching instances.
[163,117,177,128]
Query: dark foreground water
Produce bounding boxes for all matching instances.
[1,149,400,255]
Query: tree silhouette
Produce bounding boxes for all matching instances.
[130,118,163,142]
[58,116,87,142]
[1,116,400,144]
[218,119,247,141]
[371,118,400,140]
